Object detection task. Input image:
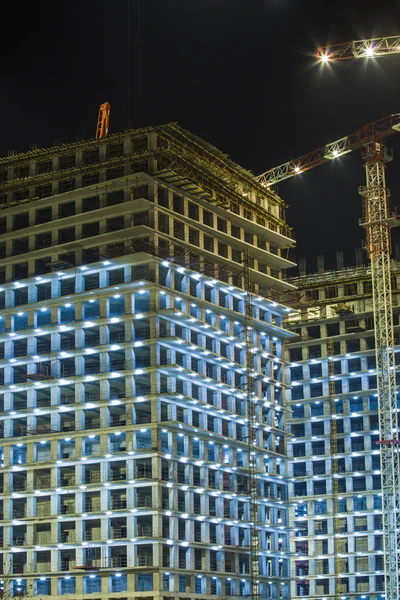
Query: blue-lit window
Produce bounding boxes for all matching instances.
[14,313,28,331]
[136,574,153,591]
[310,383,323,398]
[310,402,324,416]
[292,404,304,419]
[35,578,51,595]
[313,499,327,515]
[354,496,367,511]
[36,308,51,327]
[59,305,75,323]
[59,577,76,595]
[352,456,365,471]
[84,575,101,594]
[294,482,307,497]
[295,503,307,517]
[83,301,100,319]
[313,480,326,495]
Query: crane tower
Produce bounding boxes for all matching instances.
[257,112,400,600]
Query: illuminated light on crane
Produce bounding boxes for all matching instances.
[257,114,400,186]
[316,34,400,61]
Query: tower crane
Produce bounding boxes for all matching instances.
[96,102,111,139]
[257,112,400,600]
[316,34,400,62]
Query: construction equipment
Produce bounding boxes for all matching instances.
[327,340,340,600]
[96,102,110,139]
[316,35,400,62]
[257,113,400,187]
[258,114,400,600]
[243,250,260,600]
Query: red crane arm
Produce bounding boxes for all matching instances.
[257,113,400,187]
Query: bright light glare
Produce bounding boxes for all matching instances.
[294,166,301,173]
[365,47,374,57]
[320,54,329,63]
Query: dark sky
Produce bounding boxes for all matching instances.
[2,0,400,273]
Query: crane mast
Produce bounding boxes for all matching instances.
[257,114,400,600]
[359,138,400,600]
[316,35,400,61]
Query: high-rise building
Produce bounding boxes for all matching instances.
[285,263,398,600]
[0,124,295,600]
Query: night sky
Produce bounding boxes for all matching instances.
[2,0,400,273]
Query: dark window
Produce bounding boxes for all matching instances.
[106,190,124,206]
[203,210,213,227]
[188,203,199,221]
[0,219,6,234]
[59,154,76,169]
[133,184,149,200]
[0,244,5,258]
[189,228,199,246]
[35,183,52,198]
[35,233,52,250]
[108,268,125,285]
[158,187,168,207]
[217,218,227,233]
[82,196,99,212]
[36,207,52,224]
[13,238,29,255]
[204,235,214,252]
[231,225,241,239]
[82,247,99,264]
[107,217,124,232]
[82,173,99,187]
[13,213,29,230]
[13,263,29,280]
[37,160,52,174]
[82,149,99,165]
[134,212,149,226]
[218,242,228,258]
[106,166,124,180]
[59,202,75,218]
[173,194,184,214]
[82,222,100,238]
[35,258,51,276]
[59,179,75,193]
[15,166,29,178]
[174,221,185,240]
[59,228,75,244]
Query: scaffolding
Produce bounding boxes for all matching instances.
[0,124,294,242]
[327,339,340,600]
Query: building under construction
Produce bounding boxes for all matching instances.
[286,261,399,600]
[0,124,295,600]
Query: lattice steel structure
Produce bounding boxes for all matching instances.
[316,35,400,62]
[359,139,400,600]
